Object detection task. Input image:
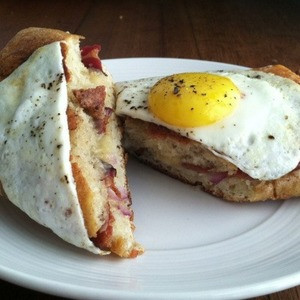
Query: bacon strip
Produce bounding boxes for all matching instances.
[102,162,122,199]
[182,162,251,184]
[102,162,133,218]
[148,123,189,144]
[73,86,111,134]
[81,44,106,74]
[91,211,115,250]
[92,162,132,250]
[184,161,300,185]
[96,107,113,134]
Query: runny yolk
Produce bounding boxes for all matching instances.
[148,73,240,127]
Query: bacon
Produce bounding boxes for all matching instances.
[182,162,252,184]
[81,44,101,57]
[95,107,113,134]
[74,86,105,119]
[102,162,133,217]
[91,211,115,250]
[209,172,229,184]
[148,122,189,144]
[81,44,106,74]
[182,162,229,184]
[118,204,132,216]
[73,86,112,134]
[91,162,123,249]
[103,162,117,178]
[102,162,122,199]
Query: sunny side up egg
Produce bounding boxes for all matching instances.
[115,70,300,181]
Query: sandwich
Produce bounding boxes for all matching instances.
[115,65,300,202]
[0,27,143,257]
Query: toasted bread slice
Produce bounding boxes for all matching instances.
[119,65,300,202]
[0,28,143,257]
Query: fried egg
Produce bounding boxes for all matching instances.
[0,42,101,254]
[115,70,300,180]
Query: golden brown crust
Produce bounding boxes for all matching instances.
[274,169,300,200]
[71,162,100,238]
[0,27,83,81]
[67,106,81,131]
[68,106,101,238]
[256,64,300,85]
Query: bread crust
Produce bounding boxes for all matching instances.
[122,65,300,202]
[0,27,83,81]
[257,64,300,85]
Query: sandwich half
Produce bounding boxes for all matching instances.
[0,27,143,257]
[115,65,300,202]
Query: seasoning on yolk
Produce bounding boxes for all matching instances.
[148,73,241,127]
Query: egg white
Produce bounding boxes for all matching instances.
[115,70,300,180]
[0,42,102,254]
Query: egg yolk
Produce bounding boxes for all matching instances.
[148,73,240,127]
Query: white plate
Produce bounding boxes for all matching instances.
[1,58,300,300]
